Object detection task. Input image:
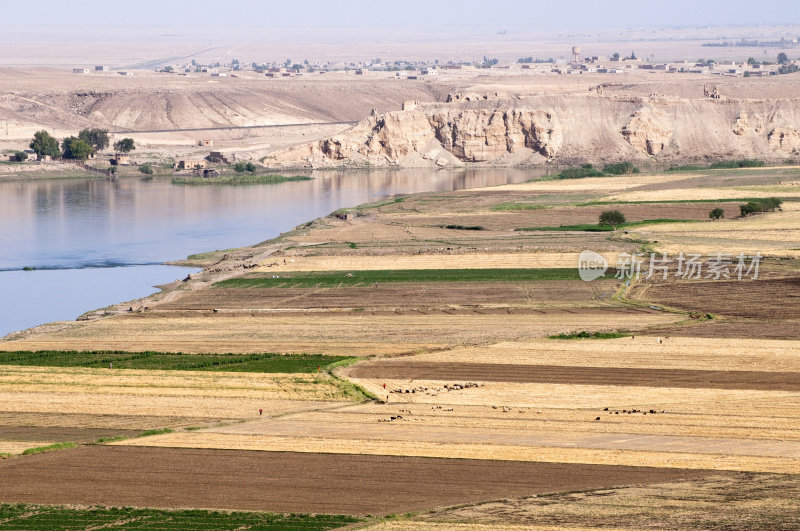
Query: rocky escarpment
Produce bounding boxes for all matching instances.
[267,93,800,168]
[271,104,561,168]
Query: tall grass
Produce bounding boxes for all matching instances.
[21,442,77,455]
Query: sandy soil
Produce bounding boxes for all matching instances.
[0,446,708,515]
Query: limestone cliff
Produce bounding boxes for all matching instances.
[266,94,800,168]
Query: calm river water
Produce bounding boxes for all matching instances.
[0,168,537,337]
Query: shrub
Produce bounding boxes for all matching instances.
[557,165,605,179]
[740,198,783,216]
[12,151,28,162]
[139,163,153,175]
[740,202,759,216]
[599,210,626,229]
[602,161,639,175]
[760,197,783,211]
[709,207,725,220]
[709,159,765,169]
[234,162,247,173]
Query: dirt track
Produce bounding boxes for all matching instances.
[349,362,800,391]
[0,446,708,515]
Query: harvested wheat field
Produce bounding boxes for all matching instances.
[407,337,800,372]
[0,445,709,515]
[0,309,680,356]
[413,473,800,530]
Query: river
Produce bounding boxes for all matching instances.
[0,168,538,337]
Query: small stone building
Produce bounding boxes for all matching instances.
[178,159,207,170]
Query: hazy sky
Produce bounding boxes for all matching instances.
[15,0,800,28]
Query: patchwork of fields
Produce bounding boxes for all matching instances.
[2,166,800,528]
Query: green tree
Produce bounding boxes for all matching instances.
[12,151,28,162]
[78,128,109,152]
[29,130,61,159]
[234,161,247,173]
[61,137,93,160]
[709,208,725,220]
[599,210,626,230]
[113,138,136,153]
[778,52,789,64]
[740,202,759,216]
[139,163,153,175]
[245,162,256,172]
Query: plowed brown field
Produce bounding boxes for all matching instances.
[0,446,709,515]
[159,280,619,311]
[349,362,800,391]
[635,277,800,319]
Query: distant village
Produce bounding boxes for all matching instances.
[73,42,800,80]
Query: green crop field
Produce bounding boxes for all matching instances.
[214,268,595,288]
[516,219,694,232]
[0,505,362,530]
[0,351,352,373]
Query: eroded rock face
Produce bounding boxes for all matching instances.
[273,107,561,166]
[429,109,560,162]
[732,114,750,136]
[267,96,800,168]
[621,110,672,155]
[362,110,437,161]
[768,128,800,153]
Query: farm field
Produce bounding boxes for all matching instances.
[0,504,361,531]
[2,165,800,527]
[0,446,708,515]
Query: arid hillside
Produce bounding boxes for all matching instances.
[268,89,800,168]
[0,69,448,139]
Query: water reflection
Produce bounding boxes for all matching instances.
[0,168,540,335]
[0,168,540,270]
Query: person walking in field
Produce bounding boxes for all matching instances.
[259,408,263,415]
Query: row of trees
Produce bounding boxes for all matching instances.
[28,130,135,161]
